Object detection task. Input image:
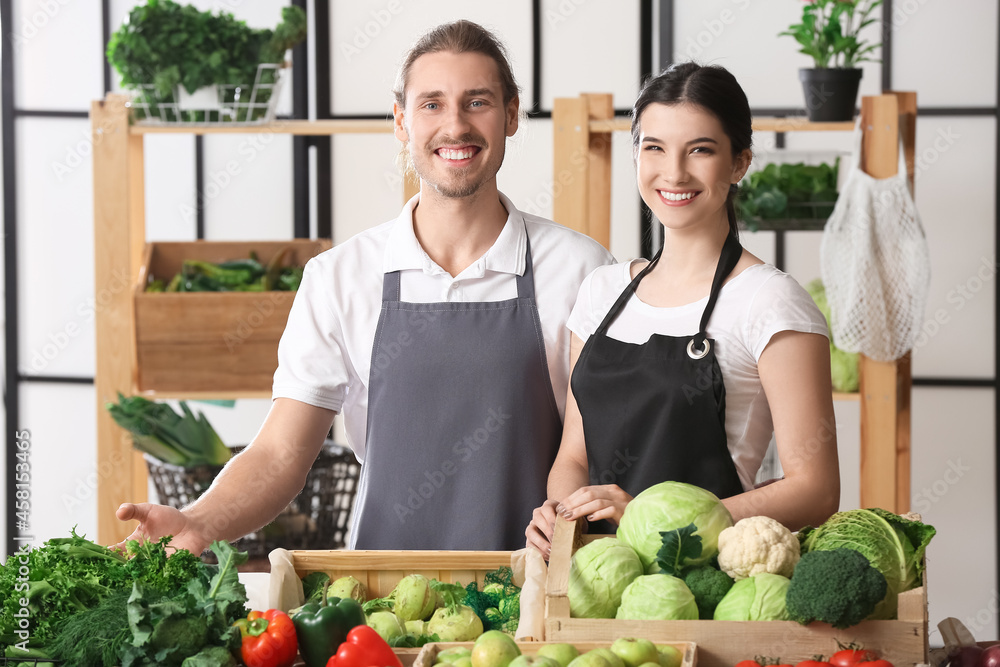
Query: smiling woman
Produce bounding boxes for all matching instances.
[526,63,840,555]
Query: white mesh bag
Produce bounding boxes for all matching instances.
[820,124,930,362]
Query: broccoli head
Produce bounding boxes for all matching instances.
[785,548,887,629]
[682,566,735,620]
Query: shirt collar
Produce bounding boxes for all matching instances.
[382,191,527,277]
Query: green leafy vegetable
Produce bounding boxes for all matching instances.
[302,572,332,605]
[737,160,840,230]
[617,481,733,573]
[388,632,441,648]
[806,279,859,393]
[614,574,698,621]
[712,572,790,620]
[568,537,643,619]
[656,523,703,576]
[121,540,248,667]
[798,508,935,619]
[107,1,307,97]
[682,566,734,619]
[786,547,887,628]
[106,393,232,467]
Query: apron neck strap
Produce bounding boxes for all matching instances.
[694,233,743,346]
[592,247,662,336]
[514,237,535,299]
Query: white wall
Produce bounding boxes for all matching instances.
[4,0,997,640]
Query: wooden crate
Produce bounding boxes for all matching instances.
[134,239,331,393]
[289,549,518,667]
[544,519,928,667]
[414,641,697,667]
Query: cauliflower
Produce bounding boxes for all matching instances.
[716,515,800,580]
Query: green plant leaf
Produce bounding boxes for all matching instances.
[655,523,703,576]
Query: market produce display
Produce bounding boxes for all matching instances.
[422,638,686,667]
[0,530,249,666]
[563,481,935,629]
[296,566,522,650]
[146,250,306,293]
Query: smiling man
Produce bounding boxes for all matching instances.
[116,20,613,552]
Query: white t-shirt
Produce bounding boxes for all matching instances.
[272,193,615,460]
[566,260,829,490]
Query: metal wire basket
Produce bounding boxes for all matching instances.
[144,440,361,558]
[125,62,286,125]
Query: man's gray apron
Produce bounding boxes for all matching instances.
[349,239,561,550]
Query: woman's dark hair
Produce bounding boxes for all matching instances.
[630,62,752,238]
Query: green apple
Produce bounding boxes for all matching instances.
[437,648,474,664]
[537,644,580,667]
[453,658,474,667]
[638,662,661,667]
[471,630,521,667]
[567,651,616,667]
[610,638,660,667]
[510,656,561,667]
[657,646,682,667]
[591,649,625,667]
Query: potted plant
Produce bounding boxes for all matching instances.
[106,0,307,123]
[779,0,882,122]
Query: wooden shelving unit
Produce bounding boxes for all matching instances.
[551,91,918,513]
[91,93,418,545]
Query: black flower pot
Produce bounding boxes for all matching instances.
[798,68,863,122]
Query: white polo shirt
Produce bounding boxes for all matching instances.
[273,193,615,460]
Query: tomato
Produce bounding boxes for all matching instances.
[858,660,894,667]
[735,661,763,667]
[797,660,833,667]
[831,650,877,667]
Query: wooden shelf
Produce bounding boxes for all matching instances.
[588,117,855,134]
[129,118,393,135]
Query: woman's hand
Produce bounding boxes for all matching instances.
[556,484,633,526]
[525,499,560,559]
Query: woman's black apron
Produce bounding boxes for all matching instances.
[571,233,746,534]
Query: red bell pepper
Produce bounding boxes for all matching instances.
[325,625,403,667]
[235,609,299,667]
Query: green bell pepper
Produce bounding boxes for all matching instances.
[292,581,367,667]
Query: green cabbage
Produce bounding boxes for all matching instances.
[798,508,936,619]
[614,574,698,620]
[806,279,859,393]
[568,538,643,618]
[617,482,733,572]
[712,573,790,620]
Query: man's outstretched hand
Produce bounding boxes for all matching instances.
[114,502,211,556]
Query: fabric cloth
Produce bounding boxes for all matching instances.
[272,192,615,460]
[349,239,561,550]
[571,234,746,535]
[567,259,829,491]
